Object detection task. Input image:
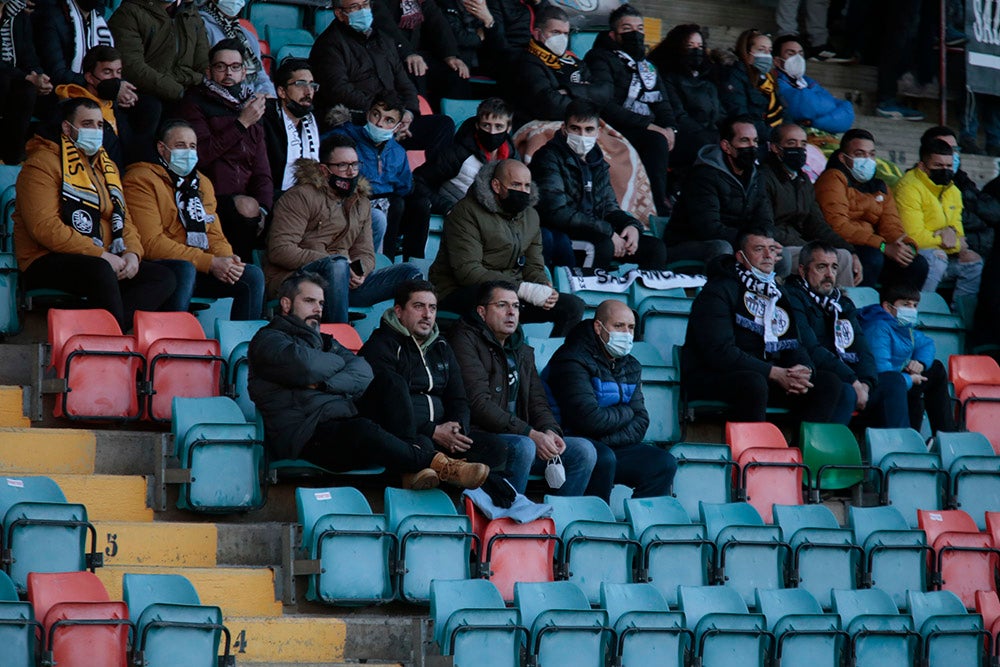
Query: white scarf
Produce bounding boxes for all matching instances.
[68,0,113,72]
[281,110,319,191]
[614,50,662,116]
[0,0,28,66]
[736,264,783,347]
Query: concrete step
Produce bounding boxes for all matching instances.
[0,427,96,474]
[223,616,348,664]
[49,473,153,522]
[92,520,217,568]
[0,386,29,427]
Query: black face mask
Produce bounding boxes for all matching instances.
[476,128,507,152]
[780,146,807,172]
[928,167,954,186]
[284,98,312,119]
[618,31,646,60]
[329,174,359,198]
[94,77,122,101]
[683,47,705,72]
[731,145,757,171]
[227,83,246,100]
[499,189,531,216]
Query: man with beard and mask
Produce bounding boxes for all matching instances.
[664,115,774,265]
[124,119,264,321]
[199,0,274,97]
[764,123,861,285]
[262,58,320,202]
[682,225,855,424]
[179,39,273,261]
[429,159,584,336]
[786,240,909,429]
[531,99,667,270]
[249,271,490,490]
[548,298,677,502]
[893,138,983,304]
[771,36,853,135]
[585,4,676,217]
[266,133,421,323]
[816,129,929,290]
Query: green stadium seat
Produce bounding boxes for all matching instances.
[800,422,867,493]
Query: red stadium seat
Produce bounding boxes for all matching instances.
[726,422,789,458]
[949,355,1000,398]
[918,509,999,608]
[975,590,1000,655]
[319,323,363,353]
[949,356,1000,452]
[406,150,426,171]
[134,311,222,421]
[725,422,806,522]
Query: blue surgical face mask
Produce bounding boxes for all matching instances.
[73,126,103,156]
[365,121,396,144]
[599,321,634,358]
[894,305,919,328]
[168,148,199,177]
[751,53,773,75]
[953,150,961,172]
[346,7,372,32]
[848,155,877,182]
[215,0,244,17]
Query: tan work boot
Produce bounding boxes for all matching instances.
[430,452,489,489]
[402,468,440,490]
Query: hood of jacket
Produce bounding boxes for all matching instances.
[705,253,741,280]
[472,159,539,215]
[694,143,755,186]
[379,307,441,351]
[291,157,373,197]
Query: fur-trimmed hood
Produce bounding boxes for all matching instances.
[291,157,373,197]
[472,160,540,216]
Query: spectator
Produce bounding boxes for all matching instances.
[449,280,598,495]
[262,58,321,201]
[681,225,854,424]
[648,23,724,169]
[530,99,667,270]
[786,240,909,428]
[0,0,53,164]
[33,0,113,87]
[763,122,860,285]
[719,29,787,155]
[771,35,854,134]
[478,0,546,77]
[585,4,675,216]
[894,137,982,303]
[179,39,272,261]
[435,0,503,81]
[248,271,489,489]
[866,0,925,121]
[124,119,264,321]
[815,129,929,289]
[108,0,208,105]
[329,92,413,256]
[857,283,956,433]
[199,0,275,97]
[664,115,774,264]
[775,0,848,62]
[428,159,584,336]
[548,299,677,502]
[13,98,175,330]
[266,133,421,323]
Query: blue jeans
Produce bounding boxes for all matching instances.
[303,255,422,323]
[585,442,678,503]
[155,259,265,320]
[370,202,388,254]
[499,434,597,497]
[919,249,983,302]
[854,372,910,429]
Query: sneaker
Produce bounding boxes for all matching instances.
[430,452,489,489]
[945,27,967,46]
[876,101,926,121]
[808,43,856,63]
[402,468,440,490]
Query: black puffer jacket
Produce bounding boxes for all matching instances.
[762,153,852,251]
[372,0,458,61]
[660,69,724,139]
[547,319,649,448]
[785,276,877,388]
[529,131,637,239]
[359,310,471,438]
[248,314,374,459]
[956,169,1000,256]
[508,44,611,122]
[665,144,773,246]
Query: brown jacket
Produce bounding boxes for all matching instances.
[264,158,374,296]
[14,136,144,272]
[123,162,233,273]
[814,165,912,249]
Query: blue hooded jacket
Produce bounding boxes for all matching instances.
[326,121,413,198]
[856,303,936,390]
[777,71,855,134]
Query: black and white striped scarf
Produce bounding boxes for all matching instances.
[203,2,264,81]
[0,0,28,66]
[68,0,113,71]
[736,262,781,345]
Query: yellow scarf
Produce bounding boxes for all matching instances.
[757,72,785,128]
[60,132,127,254]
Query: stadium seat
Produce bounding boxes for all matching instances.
[134,311,223,421]
[624,496,712,606]
[600,582,689,666]
[384,488,475,603]
[668,443,735,521]
[569,30,600,56]
[832,589,918,666]
[215,319,267,420]
[800,422,867,493]
[918,508,998,608]
[318,323,363,352]
[189,296,234,338]
[514,581,612,667]
[0,570,41,667]
[755,588,846,667]
[170,396,265,512]
[917,293,966,363]
[0,475,101,593]
[848,505,930,610]
[429,579,524,667]
[296,486,396,604]
[725,422,807,523]
[975,590,1000,657]
[949,356,1000,452]
[936,431,1000,529]
[842,286,879,308]
[439,98,481,126]
[544,495,638,604]
[528,337,564,373]
[552,265,637,310]
[313,8,335,34]
[123,573,231,667]
[637,294,692,364]
[47,309,144,420]
[907,589,987,666]
[677,585,772,667]
[248,2,303,31]
[866,427,948,527]
[625,343,681,443]
[773,504,862,609]
[0,252,19,336]
[699,501,789,607]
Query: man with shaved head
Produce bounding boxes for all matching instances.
[547,298,677,501]
[430,158,584,335]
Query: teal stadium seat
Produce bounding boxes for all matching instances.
[917,291,966,362]
[832,589,918,667]
[678,585,772,667]
[937,431,1000,529]
[848,505,929,609]
[248,2,303,31]
[0,571,41,667]
[514,581,612,667]
[907,589,987,666]
[313,8,335,34]
[215,319,268,420]
[866,427,947,527]
[429,579,524,667]
[569,30,599,56]
[528,336,564,373]
[629,342,681,443]
[668,443,734,521]
[755,588,846,667]
[600,582,689,667]
[439,98,482,126]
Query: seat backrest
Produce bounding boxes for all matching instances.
[600,583,669,626]
[384,487,456,533]
[514,581,590,631]
[0,571,17,601]
[134,311,206,356]
[543,495,617,536]
[624,496,690,537]
[27,571,109,629]
[938,431,996,469]
[48,309,122,358]
[122,573,200,623]
[629,342,670,368]
[848,505,911,545]
[318,323,363,353]
[985,512,1000,546]
[0,476,67,519]
[171,396,247,444]
[918,509,981,545]
[919,291,951,315]
[699,501,764,542]
[215,319,267,362]
[726,422,787,459]
[430,579,505,648]
[950,355,1000,398]
[296,486,372,545]
[755,588,823,629]
[46,600,130,666]
[678,585,749,629]
[800,422,864,490]
[907,590,968,629]
[866,428,927,467]
[975,590,1000,628]
[439,98,482,126]
[832,588,899,624]
[773,503,839,535]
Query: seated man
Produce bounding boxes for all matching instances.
[13,98,175,330]
[124,119,264,321]
[429,159,585,336]
[531,99,667,270]
[267,134,421,323]
[857,284,956,434]
[248,271,488,489]
[682,225,854,424]
[199,0,274,97]
[476,0,547,78]
[786,241,909,428]
[585,4,676,216]
[548,298,677,502]
[763,123,861,285]
[180,39,272,261]
[894,138,983,303]
[664,115,774,264]
[815,128,929,289]
[450,280,598,495]
[262,58,321,201]
[771,36,854,134]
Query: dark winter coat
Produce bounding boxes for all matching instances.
[32,0,89,86]
[372,0,459,61]
[762,153,852,251]
[661,69,725,139]
[508,43,610,122]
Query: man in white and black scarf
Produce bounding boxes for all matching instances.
[0,0,54,163]
[199,0,274,97]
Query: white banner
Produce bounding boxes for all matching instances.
[561,267,706,293]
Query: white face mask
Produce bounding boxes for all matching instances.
[544,455,566,489]
[565,132,597,157]
[545,33,568,57]
[783,53,806,79]
[599,320,634,358]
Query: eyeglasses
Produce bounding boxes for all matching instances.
[286,80,320,91]
[211,62,245,73]
[324,161,361,173]
[488,301,521,311]
[341,0,370,11]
